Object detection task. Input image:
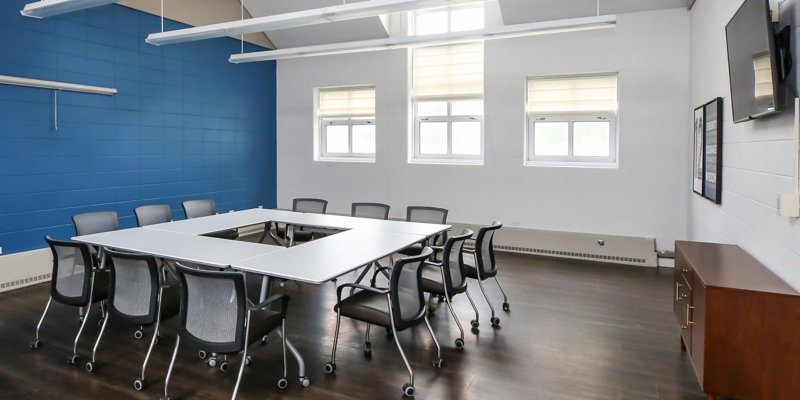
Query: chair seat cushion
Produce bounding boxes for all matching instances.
[247,308,283,345]
[463,257,496,280]
[397,242,424,256]
[91,269,110,303]
[421,264,445,295]
[335,290,392,328]
[159,285,181,321]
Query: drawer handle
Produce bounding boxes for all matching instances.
[686,304,695,325]
[675,282,682,301]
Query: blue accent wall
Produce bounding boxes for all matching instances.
[0,2,277,253]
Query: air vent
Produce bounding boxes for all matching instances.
[1,273,51,290]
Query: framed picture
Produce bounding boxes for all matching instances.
[692,105,705,195]
[702,97,723,204]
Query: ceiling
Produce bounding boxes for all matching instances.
[120,0,692,51]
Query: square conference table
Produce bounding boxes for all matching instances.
[72,207,449,386]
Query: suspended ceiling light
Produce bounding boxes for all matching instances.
[146,0,481,46]
[20,0,118,18]
[229,14,616,63]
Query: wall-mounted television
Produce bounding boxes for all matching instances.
[725,0,782,123]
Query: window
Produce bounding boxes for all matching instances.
[526,74,618,167]
[410,5,484,164]
[316,86,376,162]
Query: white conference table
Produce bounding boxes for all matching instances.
[72,207,449,387]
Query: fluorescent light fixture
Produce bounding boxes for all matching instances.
[146,0,481,46]
[0,75,117,95]
[20,0,118,18]
[230,14,616,63]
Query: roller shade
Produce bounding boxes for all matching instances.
[318,87,376,118]
[527,74,617,114]
[413,42,484,100]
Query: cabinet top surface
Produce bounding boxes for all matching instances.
[675,241,798,295]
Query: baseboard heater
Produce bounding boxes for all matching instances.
[0,248,53,293]
[450,223,657,268]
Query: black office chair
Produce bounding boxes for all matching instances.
[421,229,480,348]
[181,199,239,240]
[73,211,120,236]
[161,264,291,400]
[31,237,109,366]
[134,204,172,227]
[325,247,442,397]
[85,249,180,392]
[463,221,509,327]
[397,206,448,257]
[274,198,329,246]
[351,202,390,220]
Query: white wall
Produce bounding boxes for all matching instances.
[689,0,800,289]
[276,8,690,251]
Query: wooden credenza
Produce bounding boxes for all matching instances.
[674,241,800,400]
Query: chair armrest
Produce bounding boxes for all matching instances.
[370,266,393,285]
[249,294,291,316]
[160,264,179,288]
[423,260,443,267]
[336,283,388,302]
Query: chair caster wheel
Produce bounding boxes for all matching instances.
[208,357,217,367]
[261,334,269,345]
[470,320,479,328]
[491,317,500,326]
[364,341,372,354]
[437,295,445,303]
[277,377,288,389]
[403,383,416,397]
[324,362,336,374]
[134,330,144,340]
[198,350,207,359]
[134,379,146,391]
[97,318,104,327]
[300,376,310,387]
[432,357,444,368]
[67,354,79,365]
[245,356,253,366]
[30,340,41,350]
[455,338,464,349]
[502,302,510,311]
[219,361,229,372]
[85,361,96,372]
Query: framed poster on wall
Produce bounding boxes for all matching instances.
[692,105,705,195]
[703,97,723,204]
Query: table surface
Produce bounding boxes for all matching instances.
[72,227,282,268]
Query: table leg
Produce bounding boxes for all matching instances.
[259,275,309,387]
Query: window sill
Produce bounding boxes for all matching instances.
[315,157,376,163]
[409,158,484,166]
[524,160,618,169]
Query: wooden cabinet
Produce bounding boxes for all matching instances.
[674,241,800,400]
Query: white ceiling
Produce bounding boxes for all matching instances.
[497,0,690,25]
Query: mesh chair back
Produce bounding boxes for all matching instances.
[175,264,246,354]
[442,229,473,293]
[182,200,217,219]
[390,247,433,331]
[134,204,172,227]
[475,221,503,277]
[72,211,119,236]
[45,236,94,305]
[351,202,390,220]
[105,249,159,324]
[407,206,448,246]
[293,198,328,214]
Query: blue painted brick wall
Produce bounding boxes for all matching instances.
[0,2,277,253]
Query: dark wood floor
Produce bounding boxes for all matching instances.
[0,251,706,400]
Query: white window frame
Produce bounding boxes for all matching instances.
[412,99,484,163]
[314,86,376,163]
[525,74,619,168]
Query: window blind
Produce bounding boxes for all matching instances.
[412,42,484,100]
[527,74,618,114]
[318,87,376,118]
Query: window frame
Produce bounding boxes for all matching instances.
[412,99,484,163]
[314,85,376,163]
[525,74,619,168]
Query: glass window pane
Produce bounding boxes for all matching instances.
[417,101,448,117]
[415,11,448,35]
[451,100,483,116]
[325,125,349,153]
[352,124,376,154]
[452,121,481,155]
[573,121,610,157]
[450,7,484,32]
[419,122,448,154]
[533,122,569,156]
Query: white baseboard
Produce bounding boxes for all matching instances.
[0,248,52,293]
